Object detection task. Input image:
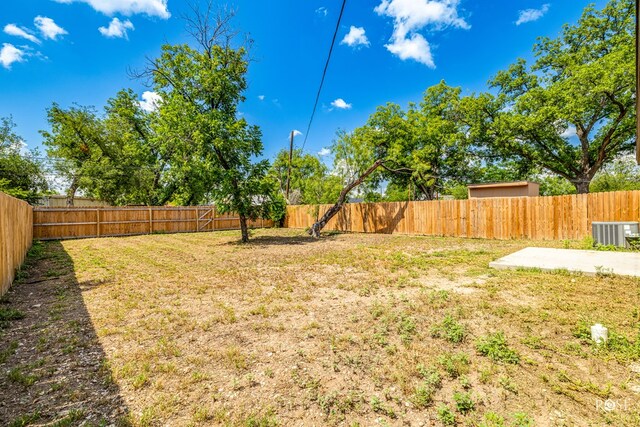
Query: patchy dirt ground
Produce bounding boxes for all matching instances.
[1,229,639,426]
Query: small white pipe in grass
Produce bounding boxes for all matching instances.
[591,324,608,345]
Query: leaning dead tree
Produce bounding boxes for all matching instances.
[307,156,436,238]
[308,159,384,237]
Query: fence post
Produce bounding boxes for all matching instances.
[96,208,101,237]
[149,207,153,234]
[196,206,199,232]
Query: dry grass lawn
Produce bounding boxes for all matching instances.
[1,228,640,426]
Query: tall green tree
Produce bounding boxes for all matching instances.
[468,0,635,193]
[96,89,168,206]
[42,90,178,206]
[139,5,278,242]
[0,116,48,203]
[41,104,107,206]
[404,81,471,199]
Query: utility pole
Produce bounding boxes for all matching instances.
[285,131,294,201]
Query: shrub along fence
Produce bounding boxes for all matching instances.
[33,206,274,240]
[0,192,33,296]
[285,191,640,241]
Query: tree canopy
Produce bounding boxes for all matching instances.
[465,0,635,193]
[269,148,342,205]
[0,116,48,203]
[330,81,472,203]
[590,154,640,192]
[309,83,472,236]
[41,90,167,206]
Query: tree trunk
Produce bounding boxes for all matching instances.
[66,177,79,207]
[309,159,384,238]
[573,178,591,194]
[239,213,249,243]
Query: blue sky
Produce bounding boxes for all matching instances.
[0,0,606,162]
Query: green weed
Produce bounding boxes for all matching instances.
[499,376,518,394]
[7,367,37,387]
[453,391,475,413]
[397,314,417,344]
[412,382,436,409]
[479,411,505,426]
[51,409,85,427]
[192,405,212,423]
[438,352,470,378]
[0,340,18,363]
[0,307,24,328]
[417,364,442,388]
[370,396,396,419]
[476,332,520,364]
[318,391,362,419]
[431,314,467,343]
[437,404,456,426]
[8,411,42,427]
[244,411,278,427]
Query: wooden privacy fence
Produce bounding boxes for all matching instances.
[33,206,274,240]
[285,191,640,241]
[0,192,33,295]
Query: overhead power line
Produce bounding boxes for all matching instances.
[300,0,347,152]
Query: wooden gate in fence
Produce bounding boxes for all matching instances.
[33,206,273,240]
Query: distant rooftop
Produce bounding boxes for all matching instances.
[467,181,538,189]
[467,181,540,198]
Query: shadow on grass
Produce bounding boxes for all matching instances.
[0,241,129,426]
[228,230,341,246]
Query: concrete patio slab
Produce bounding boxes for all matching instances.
[490,247,640,278]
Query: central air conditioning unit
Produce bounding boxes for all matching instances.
[592,222,639,248]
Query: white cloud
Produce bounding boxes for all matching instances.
[316,7,328,17]
[139,91,161,112]
[258,95,265,101]
[54,0,170,19]
[3,24,40,44]
[560,125,576,139]
[341,26,370,48]
[516,4,550,26]
[34,16,67,40]
[292,130,303,137]
[99,17,134,39]
[331,98,352,110]
[0,43,26,69]
[318,148,331,156]
[386,33,434,67]
[375,0,469,67]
